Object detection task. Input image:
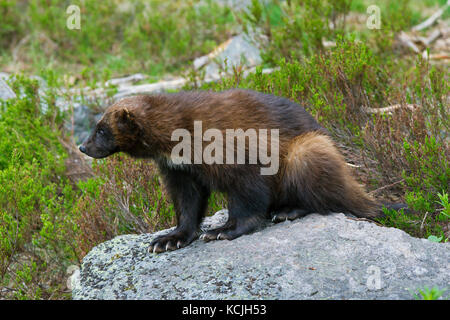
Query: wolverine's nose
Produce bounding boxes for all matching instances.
[79,145,86,154]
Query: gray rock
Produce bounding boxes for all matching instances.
[64,102,103,144]
[0,78,16,101]
[193,34,262,78]
[214,0,272,11]
[72,211,449,300]
[0,72,10,81]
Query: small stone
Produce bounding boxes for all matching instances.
[0,78,16,101]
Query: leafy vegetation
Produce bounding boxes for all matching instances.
[0,76,78,299]
[0,0,448,299]
[413,286,448,300]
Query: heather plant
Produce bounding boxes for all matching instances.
[0,77,79,299]
[240,0,335,63]
[403,137,449,214]
[240,0,440,65]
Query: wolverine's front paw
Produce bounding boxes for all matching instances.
[148,230,195,254]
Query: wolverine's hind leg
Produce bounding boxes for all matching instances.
[201,179,270,242]
[200,214,263,241]
[200,218,254,241]
[271,208,309,223]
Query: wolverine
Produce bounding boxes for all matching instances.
[80,89,393,253]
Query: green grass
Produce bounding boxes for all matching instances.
[0,0,237,81]
[413,286,448,300]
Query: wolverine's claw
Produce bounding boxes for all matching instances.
[148,230,195,253]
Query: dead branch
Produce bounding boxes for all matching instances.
[346,163,361,168]
[425,53,450,60]
[363,104,418,114]
[399,32,421,53]
[412,1,450,32]
[369,179,405,195]
[420,212,429,231]
[417,29,442,47]
[105,73,148,87]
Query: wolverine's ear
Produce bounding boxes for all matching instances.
[116,107,138,131]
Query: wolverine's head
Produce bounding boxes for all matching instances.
[79,103,142,159]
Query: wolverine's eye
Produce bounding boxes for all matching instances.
[98,128,105,136]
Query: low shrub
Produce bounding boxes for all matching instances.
[0,76,79,299]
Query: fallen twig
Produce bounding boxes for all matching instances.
[426,53,450,60]
[369,179,405,195]
[420,212,429,231]
[412,1,450,32]
[346,163,361,168]
[399,32,421,53]
[417,29,442,46]
[363,104,418,114]
[105,73,148,87]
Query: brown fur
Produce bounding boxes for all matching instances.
[281,132,377,217]
[81,89,381,252]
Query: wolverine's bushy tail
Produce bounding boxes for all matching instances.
[281,132,380,219]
